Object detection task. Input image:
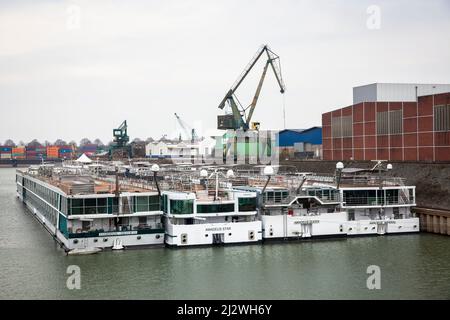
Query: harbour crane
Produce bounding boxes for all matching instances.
[113,120,129,147]
[174,113,198,144]
[109,120,131,160]
[217,44,286,131]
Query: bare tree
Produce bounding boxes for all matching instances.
[27,139,42,147]
[93,138,104,147]
[79,138,91,146]
[3,139,15,146]
[69,140,77,147]
[54,139,67,146]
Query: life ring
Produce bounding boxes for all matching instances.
[76,228,82,233]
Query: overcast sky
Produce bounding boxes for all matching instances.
[1,0,450,144]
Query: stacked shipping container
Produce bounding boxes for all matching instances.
[59,145,74,159]
[12,147,26,159]
[79,144,97,156]
[2,143,128,160]
[1,144,104,160]
[46,146,60,159]
[25,146,47,160]
[0,146,12,159]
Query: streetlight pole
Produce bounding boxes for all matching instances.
[336,161,344,190]
[151,164,161,197]
[377,162,392,219]
[335,162,344,202]
[262,165,274,195]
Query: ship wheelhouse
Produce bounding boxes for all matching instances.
[162,188,261,246]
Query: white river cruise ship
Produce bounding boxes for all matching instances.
[16,165,165,252]
[161,168,262,247]
[234,162,419,240]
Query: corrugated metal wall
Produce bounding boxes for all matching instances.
[353,83,450,104]
[277,127,322,147]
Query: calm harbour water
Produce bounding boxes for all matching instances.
[0,167,449,300]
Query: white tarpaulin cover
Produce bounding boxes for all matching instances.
[76,153,93,163]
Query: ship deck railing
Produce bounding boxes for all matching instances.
[245,173,409,188]
[333,175,407,187]
[342,196,414,206]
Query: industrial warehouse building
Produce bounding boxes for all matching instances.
[322,83,450,162]
[277,127,322,159]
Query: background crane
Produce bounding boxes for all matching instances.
[174,113,198,144]
[109,120,131,160]
[113,120,129,147]
[217,44,286,131]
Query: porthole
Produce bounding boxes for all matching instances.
[93,239,98,243]
[348,228,353,231]
[103,238,108,242]
[155,234,161,239]
[137,236,141,240]
[205,234,209,237]
[413,225,417,228]
[228,233,232,236]
[73,239,78,244]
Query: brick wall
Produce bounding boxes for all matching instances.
[322,92,450,161]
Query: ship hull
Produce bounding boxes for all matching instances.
[20,194,165,250]
[165,220,262,247]
[261,213,420,239]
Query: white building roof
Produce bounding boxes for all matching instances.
[353,83,450,104]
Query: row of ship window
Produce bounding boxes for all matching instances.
[21,175,259,215]
[263,191,289,203]
[166,197,257,215]
[24,190,58,226]
[58,196,256,215]
[63,196,160,215]
[306,189,414,205]
[23,177,59,208]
